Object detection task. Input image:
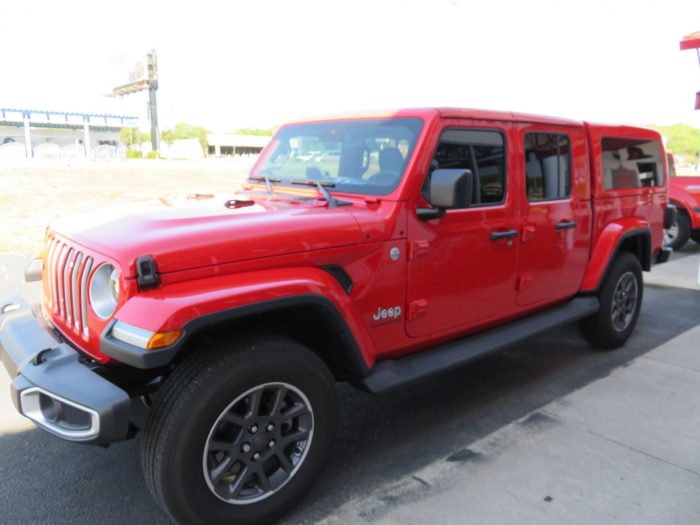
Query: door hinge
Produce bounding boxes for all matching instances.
[407,299,428,320]
[408,240,430,260]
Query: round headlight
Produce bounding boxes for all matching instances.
[90,264,120,319]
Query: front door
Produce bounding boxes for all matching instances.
[406,121,520,338]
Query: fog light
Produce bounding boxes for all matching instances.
[20,388,99,441]
[39,394,62,423]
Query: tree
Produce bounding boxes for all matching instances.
[234,128,274,136]
[119,127,144,149]
[159,122,209,153]
[160,129,176,145]
[650,123,700,164]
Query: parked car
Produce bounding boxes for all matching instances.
[295,150,320,161]
[664,152,700,249]
[0,108,672,525]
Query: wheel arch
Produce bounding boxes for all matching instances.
[581,225,651,293]
[173,295,370,381]
[669,195,700,230]
[104,267,375,378]
[669,198,690,220]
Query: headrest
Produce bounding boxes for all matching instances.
[379,147,404,172]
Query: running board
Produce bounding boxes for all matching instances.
[358,296,600,394]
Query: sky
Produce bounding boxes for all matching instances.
[2,0,700,132]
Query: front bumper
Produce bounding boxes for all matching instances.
[0,296,131,444]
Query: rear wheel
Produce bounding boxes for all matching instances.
[141,335,338,525]
[664,211,690,250]
[580,252,643,350]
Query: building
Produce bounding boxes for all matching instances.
[0,107,271,160]
[207,133,270,156]
[0,107,137,160]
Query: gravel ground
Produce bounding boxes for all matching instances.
[0,158,254,254]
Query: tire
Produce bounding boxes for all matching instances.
[141,335,338,525]
[691,229,700,245]
[664,211,690,251]
[580,252,643,350]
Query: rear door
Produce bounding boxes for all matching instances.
[405,119,520,338]
[516,124,591,307]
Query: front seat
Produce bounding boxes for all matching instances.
[371,147,405,185]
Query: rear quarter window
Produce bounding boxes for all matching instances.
[601,137,664,190]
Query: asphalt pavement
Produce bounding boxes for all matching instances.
[0,246,699,524]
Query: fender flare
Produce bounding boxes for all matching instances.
[100,268,373,375]
[669,196,700,230]
[580,221,651,293]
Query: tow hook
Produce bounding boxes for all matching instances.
[1,303,20,314]
[32,348,54,366]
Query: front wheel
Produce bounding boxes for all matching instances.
[664,212,690,251]
[141,335,338,525]
[580,252,643,350]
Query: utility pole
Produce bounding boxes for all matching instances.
[107,50,159,153]
[147,50,159,152]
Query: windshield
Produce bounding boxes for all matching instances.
[251,118,423,196]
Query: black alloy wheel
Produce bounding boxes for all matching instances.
[203,382,314,504]
[610,271,639,333]
[580,252,643,350]
[141,335,338,525]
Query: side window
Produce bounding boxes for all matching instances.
[524,133,571,201]
[429,129,506,206]
[601,137,664,189]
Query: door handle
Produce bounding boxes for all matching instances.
[490,230,518,241]
[555,220,577,231]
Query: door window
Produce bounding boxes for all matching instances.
[524,133,571,201]
[426,129,506,206]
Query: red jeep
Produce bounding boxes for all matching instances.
[664,153,700,249]
[0,108,672,525]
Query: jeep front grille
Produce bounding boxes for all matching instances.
[45,237,94,337]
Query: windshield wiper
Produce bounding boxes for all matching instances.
[291,179,349,208]
[247,174,281,195]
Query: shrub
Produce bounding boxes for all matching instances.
[126,149,143,159]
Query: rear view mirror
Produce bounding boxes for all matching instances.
[417,169,473,220]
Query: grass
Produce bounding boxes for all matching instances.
[0,159,255,254]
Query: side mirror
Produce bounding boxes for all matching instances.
[417,169,473,220]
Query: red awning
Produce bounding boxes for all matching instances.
[680,31,700,50]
